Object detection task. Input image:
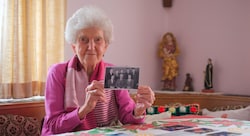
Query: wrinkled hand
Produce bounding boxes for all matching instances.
[78,80,107,119]
[134,86,155,117]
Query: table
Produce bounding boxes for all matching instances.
[54,116,250,136]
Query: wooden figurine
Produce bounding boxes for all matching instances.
[183,73,194,91]
[158,32,180,91]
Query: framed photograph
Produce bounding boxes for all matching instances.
[104,66,139,89]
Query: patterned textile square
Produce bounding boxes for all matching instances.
[0,114,40,136]
[202,105,250,120]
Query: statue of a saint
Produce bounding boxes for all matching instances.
[183,73,194,91]
[202,58,214,92]
[158,32,180,91]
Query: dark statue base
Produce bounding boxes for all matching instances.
[202,89,215,93]
[183,86,194,92]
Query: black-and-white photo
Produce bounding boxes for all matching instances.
[104,66,139,89]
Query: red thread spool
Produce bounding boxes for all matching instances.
[158,106,165,113]
[190,106,197,113]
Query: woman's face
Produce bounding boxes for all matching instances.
[72,27,108,68]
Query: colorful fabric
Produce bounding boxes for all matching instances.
[54,117,250,136]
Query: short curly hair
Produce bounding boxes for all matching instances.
[65,6,114,45]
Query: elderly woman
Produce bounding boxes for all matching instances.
[41,6,155,135]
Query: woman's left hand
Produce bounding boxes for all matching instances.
[134,85,155,117]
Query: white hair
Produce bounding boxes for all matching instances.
[65,6,114,45]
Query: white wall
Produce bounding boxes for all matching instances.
[65,0,250,95]
[167,0,250,95]
[65,0,165,90]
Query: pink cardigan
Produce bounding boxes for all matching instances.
[41,56,144,135]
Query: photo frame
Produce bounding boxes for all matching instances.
[104,66,139,89]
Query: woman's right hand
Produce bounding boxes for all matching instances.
[78,80,107,119]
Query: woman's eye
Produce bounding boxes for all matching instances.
[95,37,103,43]
[80,37,89,44]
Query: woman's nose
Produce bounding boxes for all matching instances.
[87,40,95,50]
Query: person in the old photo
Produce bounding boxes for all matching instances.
[126,74,134,89]
[106,68,114,81]
[107,75,116,88]
[131,68,139,88]
[124,68,132,79]
[115,73,126,88]
[114,69,120,81]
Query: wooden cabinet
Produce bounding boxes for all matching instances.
[0,100,45,122]
[151,91,250,110]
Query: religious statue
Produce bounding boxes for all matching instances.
[158,32,180,91]
[183,73,194,91]
[202,58,214,93]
